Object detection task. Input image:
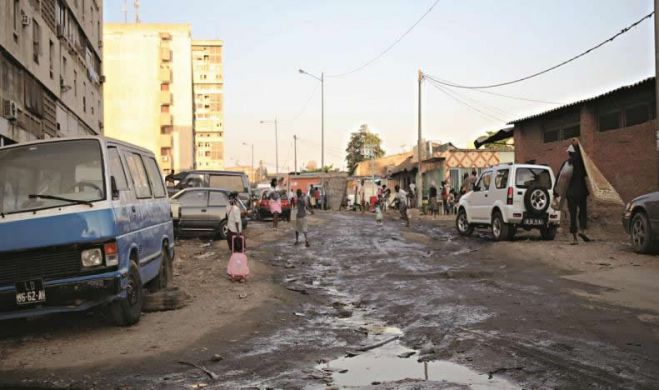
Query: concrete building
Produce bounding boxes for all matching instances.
[0,0,103,145]
[103,23,193,175]
[510,77,657,202]
[192,40,224,169]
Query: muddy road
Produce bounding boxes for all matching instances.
[2,211,659,389]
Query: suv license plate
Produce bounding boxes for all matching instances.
[16,279,46,305]
[523,218,545,226]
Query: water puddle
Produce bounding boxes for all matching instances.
[318,341,518,389]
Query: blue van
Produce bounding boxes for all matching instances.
[0,136,174,326]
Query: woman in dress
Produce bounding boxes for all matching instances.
[269,178,282,229]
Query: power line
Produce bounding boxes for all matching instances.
[424,11,653,89]
[427,79,506,122]
[283,83,320,123]
[326,0,441,78]
[458,88,562,105]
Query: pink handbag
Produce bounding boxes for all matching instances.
[227,236,249,282]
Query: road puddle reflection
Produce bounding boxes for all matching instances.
[318,340,519,389]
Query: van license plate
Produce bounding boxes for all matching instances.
[16,279,46,305]
[524,218,545,226]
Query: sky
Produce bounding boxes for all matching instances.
[103,0,655,172]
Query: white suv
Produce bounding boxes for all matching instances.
[456,164,561,241]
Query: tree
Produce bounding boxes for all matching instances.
[345,124,385,175]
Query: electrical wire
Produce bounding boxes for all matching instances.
[458,88,562,105]
[284,83,320,123]
[326,0,441,78]
[424,11,653,89]
[427,79,506,122]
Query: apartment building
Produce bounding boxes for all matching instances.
[103,23,194,175]
[0,0,103,146]
[192,40,224,169]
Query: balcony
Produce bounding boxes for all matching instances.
[160,47,171,62]
[159,68,171,83]
[160,91,171,105]
[160,113,172,126]
[160,133,173,147]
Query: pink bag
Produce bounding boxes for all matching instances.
[227,236,249,282]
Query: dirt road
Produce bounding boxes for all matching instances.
[1,211,658,389]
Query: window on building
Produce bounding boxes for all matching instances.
[625,104,650,127]
[161,105,169,113]
[543,113,580,143]
[161,126,172,134]
[82,81,86,112]
[33,21,41,64]
[598,110,621,132]
[49,40,54,79]
[73,70,77,96]
[161,83,169,91]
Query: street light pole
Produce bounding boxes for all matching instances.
[298,68,324,171]
[293,135,298,175]
[259,119,279,178]
[417,69,424,209]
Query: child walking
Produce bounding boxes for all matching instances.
[294,189,314,247]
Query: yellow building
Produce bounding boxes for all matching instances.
[192,40,224,169]
[103,23,194,175]
[0,0,103,145]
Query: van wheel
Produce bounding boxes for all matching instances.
[491,211,511,241]
[111,261,143,326]
[540,225,557,241]
[456,209,474,237]
[147,245,172,292]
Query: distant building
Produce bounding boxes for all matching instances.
[0,0,103,145]
[103,23,194,175]
[509,77,657,202]
[192,40,224,170]
[353,152,413,177]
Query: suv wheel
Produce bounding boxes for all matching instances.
[631,212,653,253]
[491,211,511,241]
[540,225,557,241]
[456,209,474,237]
[524,185,550,216]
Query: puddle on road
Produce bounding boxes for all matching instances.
[318,341,518,389]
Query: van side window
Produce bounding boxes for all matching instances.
[494,169,509,190]
[143,157,166,198]
[126,153,152,198]
[107,147,128,190]
[178,190,207,207]
[209,191,228,207]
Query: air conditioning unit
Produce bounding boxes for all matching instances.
[22,14,31,27]
[56,25,64,38]
[3,100,18,121]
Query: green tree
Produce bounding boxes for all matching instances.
[345,124,385,175]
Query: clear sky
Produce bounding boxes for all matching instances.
[103,0,654,172]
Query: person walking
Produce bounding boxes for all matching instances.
[269,178,282,230]
[428,181,438,219]
[294,189,314,247]
[460,173,470,197]
[226,192,244,252]
[359,179,366,214]
[390,185,410,227]
[468,170,478,191]
[557,141,591,244]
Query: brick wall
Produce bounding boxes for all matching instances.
[514,106,658,203]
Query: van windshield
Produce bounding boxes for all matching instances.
[0,140,105,215]
[515,167,552,189]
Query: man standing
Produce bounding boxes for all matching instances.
[468,170,478,191]
[226,192,243,252]
[294,189,314,247]
[359,179,366,214]
[558,140,590,244]
[390,185,410,227]
[428,181,438,218]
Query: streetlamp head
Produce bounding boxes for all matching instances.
[298,69,305,74]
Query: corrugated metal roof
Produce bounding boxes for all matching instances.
[508,77,654,125]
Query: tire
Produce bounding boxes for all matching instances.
[147,245,173,293]
[217,219,228,240]
[540,225,557,241]
[456,208,474,237]
[491,211,511,241]
[631,212,654,254]
[524,185,550,216]
[111,261,144,326]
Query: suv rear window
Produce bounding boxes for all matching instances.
[515,168,552,189]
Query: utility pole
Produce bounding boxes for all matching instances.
[294,135,298,175]
[275,118,279,177]
[417,69,424,209]
[123,0,128,23]
[321,72,325,171]
[134,0,140,23]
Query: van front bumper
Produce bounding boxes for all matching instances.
[0,271,126,321]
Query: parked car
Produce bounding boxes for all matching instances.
[0,136,174,326]
[255,190,291,221]
[170,188,249,239]
[166,170,252,208]
[623,191,659,253]
[456,163,561,241]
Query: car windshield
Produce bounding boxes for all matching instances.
[515,167,552,189]
[0,139,105,215]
